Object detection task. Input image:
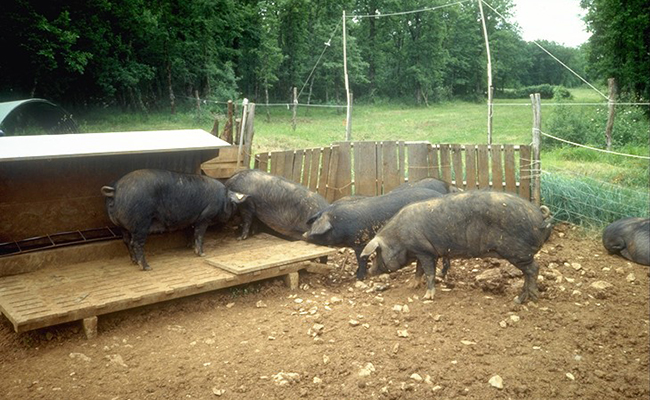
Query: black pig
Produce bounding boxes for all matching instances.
[101,169,245,271]
[602,217,649,266]
[303,188,444,280]
[224,169,329,240]
[391,177,460,194]
[361,191,552,303]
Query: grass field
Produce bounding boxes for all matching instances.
[75,87,649,228]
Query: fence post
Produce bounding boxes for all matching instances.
[292,87,298,131]
[605,77,617,151]
[530,93,542,205]
[243,103,256,168]
[237,99,249,169]
[345,92,353,141]
[222,100,234,144]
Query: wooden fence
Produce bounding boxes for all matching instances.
[254,141,538,203]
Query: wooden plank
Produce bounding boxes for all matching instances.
[477,144,490,189]
[491,145,504,191]
[0,233,335,333]
[291,149,304,183]
[407,142,429,183]
[451,144,464,189]
[354,141,378,196]
[376,142,384,194]
[309,148,321,192]
[255,153,269,171]
[439,144,452,185]
[428,144,440,179]
[335,141,352,199]
[301,149,312,187]
[325,146,340,203]
[465,145,477,191]
[270,151,282,176]
[504,145,517,195]
[519,145,532,200]
[382,141,400,193]
[317,147,332,197]
[282,151,295,179]
[398,141,406,184]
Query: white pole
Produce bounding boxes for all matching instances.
[342,10,352,141]
[237,98,249,168]
[478,0,493,144]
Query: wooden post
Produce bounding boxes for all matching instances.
[222,100,234,144]
[478,0,493,144]
[210,118,219,137]
[605,78,617,150]
[343,10,352,141]
[530,93,542,205]
[195,90,201,112]
[346,92,353,140]
[243,103,256,168]
[292,87,298,131]
[237,99,249,169]
[167,61,175,115]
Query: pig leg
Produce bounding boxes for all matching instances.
[130,229,151,271]
[353,248,368,280]
[415,254,438,300]
[409,261,424,289]
[193,222,210,256]
[120,229,137,264]
[440,257,451,279]
[512,258,540,304]
[237,204,256,240]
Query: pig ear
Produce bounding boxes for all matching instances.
[229,191,249,204]
[308,214,332,236]
[360,237,383,259]
[306,211,323,226]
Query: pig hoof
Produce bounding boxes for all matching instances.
[423,290,435,300]
[142,266,152,271]
[408,279,421,289]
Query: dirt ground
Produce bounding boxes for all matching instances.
[1,223,648,400]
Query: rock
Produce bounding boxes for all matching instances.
[349,320,360,327]
[212,388,226,396]
[402,305,410,313]
[355,281,368,290]
[256,300,267,308]
[273,372,301,386]
[460,340,476,346]
[397,329,409,338]
[311,324,324,335]
[626,273,636,283]
[358,363,375,377]
[566,372,575,381]
[510,315,520,323]
[392,305,403,312]
[594,369,606,378]
[571,263,582,271]
[69,353,91,362]
[330,296,343,304]
[590,281,613,290]
[499,320,508,328]
[393,343,400,354]
[489,375,503,389]
[225,303,235,308]
[313,377,322,384]
[294,298,304,304]
[475,269,505,293]
[410,373,423,382]
[106,354,128,368]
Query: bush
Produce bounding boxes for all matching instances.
[495,84,570,99]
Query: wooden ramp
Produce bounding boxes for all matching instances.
[0,233,334,335]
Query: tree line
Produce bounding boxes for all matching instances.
[0,0,647,111]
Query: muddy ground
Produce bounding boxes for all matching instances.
[1,223,648,399]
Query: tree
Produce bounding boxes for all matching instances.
[581,0,650,101]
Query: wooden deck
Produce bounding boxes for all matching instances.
[0,233,335,335]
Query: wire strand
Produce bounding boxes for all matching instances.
[349,0,472,19]
[540,131,650,159]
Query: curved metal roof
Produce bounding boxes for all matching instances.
[0,98,78,136]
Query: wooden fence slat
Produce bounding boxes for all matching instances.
[302,149,312,186]
[451,144,464,189]
[407,143,429,183]
[519,145,531,200]
[504,145,516,194]
[428,145,440,179]
[465,145,477,191]
[439,144,452,184]
[309,148,321,192]
[382,141,400,193]
[334,141,352,199]
[490,145,504,191]
[354,141,378,196]
[398,142,406,184]
[317,147,332,197]
[270,152,282,176]
[477,144,490,189]
[326,146,340,203]
[376,142,384,194]
[282,151,294,179]
[291,150,304,183]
